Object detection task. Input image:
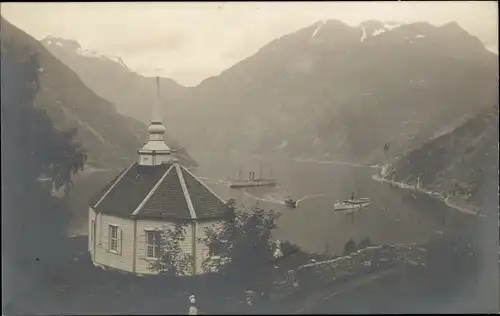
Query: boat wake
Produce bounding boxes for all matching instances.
[244,191,286,205]
[198,175,326,207]
[296,194,326,205]
[197,177,231,186]
[243,191,326,207]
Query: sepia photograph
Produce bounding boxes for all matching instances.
[1,1,499,314]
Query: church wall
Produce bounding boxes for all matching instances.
[138,153,173,166]
[135,219,194,275]
[139,154,153,166]
[88,215,227,276]
[88,208,95,253]
[93,214,134,273]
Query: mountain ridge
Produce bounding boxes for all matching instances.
[172,19,497,162]
[41,35,189,125]
[387,104,499,212]
[41,19,498,165]
[1,17,197,168]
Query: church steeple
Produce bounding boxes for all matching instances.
[151,76,162,125]
[137,76,176,166]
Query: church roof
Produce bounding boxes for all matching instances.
[90,161,233,221]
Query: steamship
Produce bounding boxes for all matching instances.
[228,165,276,188]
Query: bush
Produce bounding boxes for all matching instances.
[149,222,193,277]
[343,238,357,256]
[199,205,281,285]
[358,237,372,250]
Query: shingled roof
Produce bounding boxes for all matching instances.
[90,162,233,221]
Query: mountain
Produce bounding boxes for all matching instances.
[1,18,197,168]
[42,20,498,164]
[389,104,499,211]
[175,20,497,163]
[41,36,190,126]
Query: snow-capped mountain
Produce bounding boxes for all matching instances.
[42,20,498,164]
[43,36,130,69]
[168,19,497,162]
[41,35,188,127]
[0,22,197,168]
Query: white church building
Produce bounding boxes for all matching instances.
[88,77,232,275]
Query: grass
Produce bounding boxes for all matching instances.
[3,236,307,315]
[292,236,487,314]
[4,226,488,315]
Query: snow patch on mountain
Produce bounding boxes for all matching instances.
[77,50,130,70]
[372,29,386,37]
[360,26,367,42]
[43,36,129,70]
[311,20,327,38]
[403,34,427,42]
[76,48,101,58]
[359,21,406,42]
[383,22,403,31]
[109,56,129,69]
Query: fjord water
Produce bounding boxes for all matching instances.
[68,151,476,255]
[186,151,476,255]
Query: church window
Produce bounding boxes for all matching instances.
[146,230,161,258]
[109,225,119,252]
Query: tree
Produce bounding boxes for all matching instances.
[277,241,317,270]
[199,203,281,284]
[1,37,86,275]
[343,238,357,256]
[358,237,372,250]
[149,223,193,277]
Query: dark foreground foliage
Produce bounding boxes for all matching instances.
[199,203,281,284]
[1,35,86,305]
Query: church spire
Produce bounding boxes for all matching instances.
[137,76,175,166]
[151,76,162,124]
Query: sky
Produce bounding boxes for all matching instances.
[1,2,498,86]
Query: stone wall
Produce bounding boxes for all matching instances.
[273,243,427,299]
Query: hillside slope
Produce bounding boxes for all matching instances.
[389,104,499,211]
[42,20,498,165]
[1,18,196,168]
[173,20,497,163]
[41,36,189,125]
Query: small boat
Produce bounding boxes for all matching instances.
[334,193,370,211]
[284,196,297,208]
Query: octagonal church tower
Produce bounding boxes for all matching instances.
[88,77,232,275]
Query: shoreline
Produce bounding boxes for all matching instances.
[270,156,484,218]
[371,173,483,217]
[286,157,378,169]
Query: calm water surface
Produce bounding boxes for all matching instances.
[189,152,476,255]
[69,152,476,255]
